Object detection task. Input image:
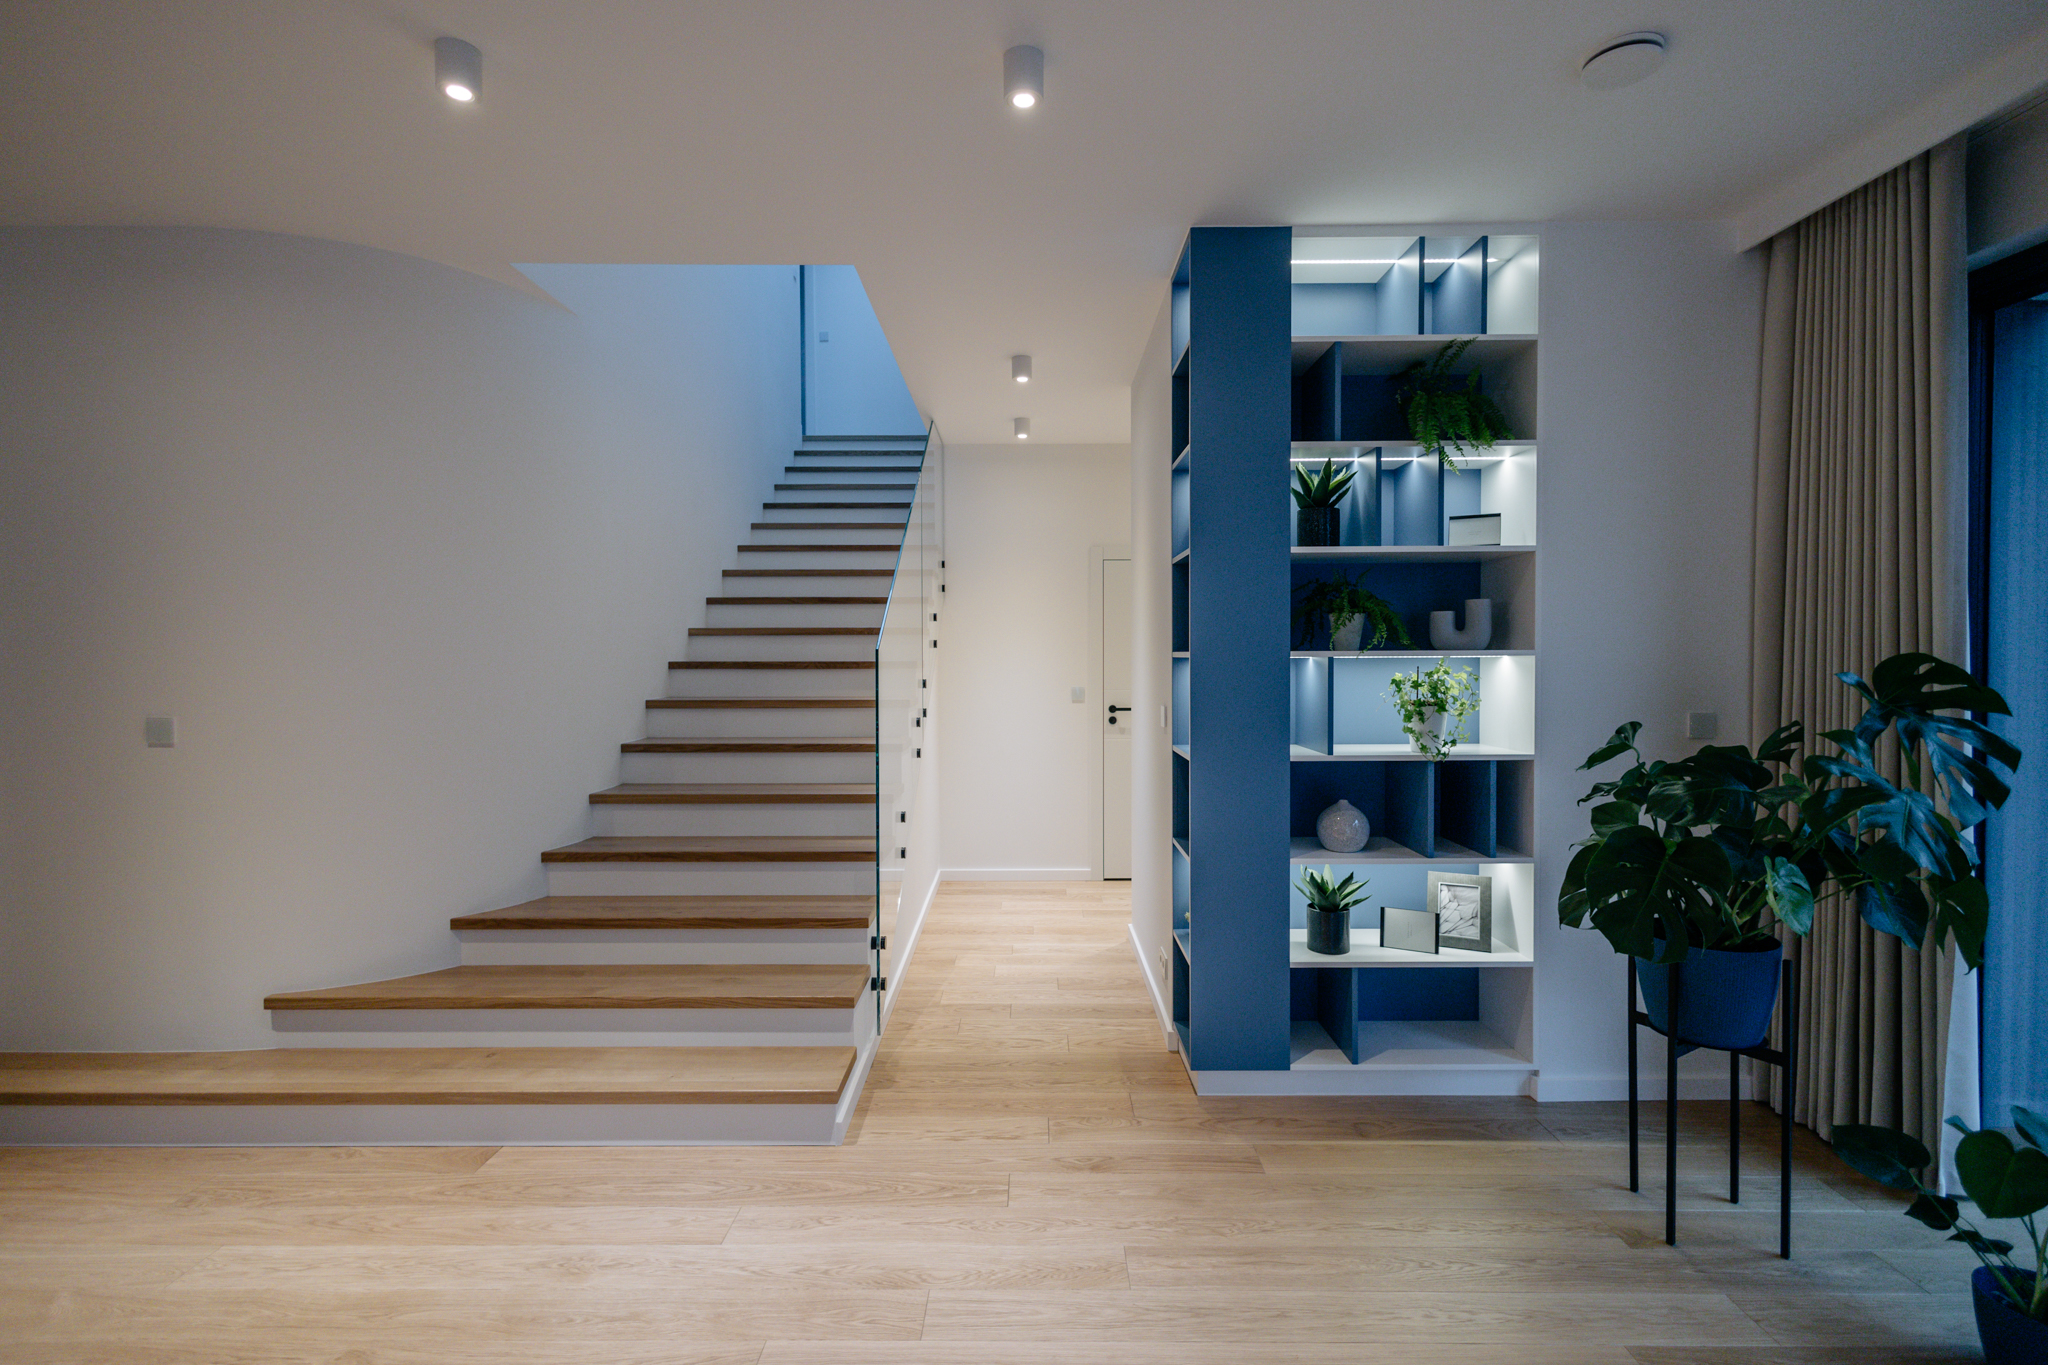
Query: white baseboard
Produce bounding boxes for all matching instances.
[1192,1069,1535,1098]
[879,866,940,1034]
[1531,1073,1745,1103]
[1127,923,1178,1052]
[939,867,1095,882]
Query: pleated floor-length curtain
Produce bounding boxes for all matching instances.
[1748,138,1968,1152]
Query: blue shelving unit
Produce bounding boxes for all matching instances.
[1170,229,1542,1091]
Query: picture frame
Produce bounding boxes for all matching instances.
[1427,871,1492,952]
[1379,904,1439,955]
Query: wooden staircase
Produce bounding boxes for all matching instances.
[0,443,926,1145]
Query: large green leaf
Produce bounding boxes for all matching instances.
[1955,1129,2048,1220]
[1906,1191,1962,1230]
[1832,1124,1932,1190]
[2014,1106,2048,1153]
[1764,857,1814,936]
[1838,653,2021,829]
[1577,827,1734,959]
[1579,723,1642,772]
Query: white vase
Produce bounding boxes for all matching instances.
[1316,799,1370,852]
[1327,614,1366,652]
[1429,598,1493,651]
[1409,708,1451,756]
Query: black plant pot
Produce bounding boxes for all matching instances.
[1297,506,1340,546]
[1306,907,1350,955]
[1975,1268,2048,1365]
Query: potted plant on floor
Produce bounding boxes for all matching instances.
[1558,652,2021,1052]
[1832,1109,2048,1364]
[1292,458,1356,546]
[1293,571,1413,652]
[1297,866,1369,955]
[1393,338,1511,470]
[1386,660,1480,760]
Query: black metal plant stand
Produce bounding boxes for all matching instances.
[1627,956,1800,1259]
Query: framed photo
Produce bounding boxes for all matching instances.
[1428,871,1492,952]
[1380,904,1439,955]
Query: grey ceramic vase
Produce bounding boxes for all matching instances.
[1316,799,1370,852]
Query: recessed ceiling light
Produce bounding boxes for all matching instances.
[1012,354,1033,384]
[436,36,482,104]
[1581,32,1666,91]
[1005,45,1044,110]
[1015,417,1031,440]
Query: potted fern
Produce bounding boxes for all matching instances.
[1394,338,1510,470]
[1386,660,1480,759]
[1293,572,1412,652]
[1292,459,1356,546]
[1831,1110,2048,1364]
[1297,866,1369,954]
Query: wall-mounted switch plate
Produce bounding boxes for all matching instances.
[144,715,176,748]
[1070,686,1085,703]
[817,330,829,342]
[1158,705,1167,728]
[1686,711,1719,740]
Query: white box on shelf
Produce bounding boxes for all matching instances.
[1448,513,1503,546]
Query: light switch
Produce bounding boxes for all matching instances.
[1158,705,1167,728]
[144,715,176,748]
[817,330,830,343]
[1686,711,1719,740]
[1071,686,1085,703]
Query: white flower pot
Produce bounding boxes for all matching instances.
[1328,614,1366,652]
[1409,709,1450,755]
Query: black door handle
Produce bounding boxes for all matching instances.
[1107,705,1132,726]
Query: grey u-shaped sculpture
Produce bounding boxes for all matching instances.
[1429,598,1494,651]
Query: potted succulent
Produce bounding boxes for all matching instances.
[1386,660,1479,760]
[1832,1110,2048,1364]
[1297,865,1369,955]
[1293,571,1413,652]
[1393,337,1511,470]
[1559,653,2021,1051]
[1292,459,1356,546]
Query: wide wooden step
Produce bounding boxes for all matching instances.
[751,523,905,532]
[264,963,869,1011]
[541,836,875,864]
[647,697,872,709]
[0,1046,856,1105]
[688,627,878,638]
[781,466,923,474]
[452,895,872,931]
[591,783,872,805]
[622,737,873,753]
[761,502,912,511]
[723,568,894,578]
[772,483,917,492]
[669,659,875,670]
[706,596,889,606]
[736,544,898,554]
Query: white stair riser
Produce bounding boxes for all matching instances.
[735,550,899,571]
[770,488,916,504]
[667,666,873,698]
[596,803,875,838]
[718,572,893,595]
[705,603,885,629]
[748,525,904,546]
[619,750,873,783]
[457,928,869,966]
[687,634,875,662]
[544,861,874,897]
[644,705,873,738]
[757,506,908,524]
[270,1006,872,1050]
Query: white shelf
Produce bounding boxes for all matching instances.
[1291,545,1535,562]
[1291,441,1536,461]
[1289,1019,1534,1070]
[1290,335,1538,373]
[1290,649,1533,659]
[1287,927,1533,967]
[1288,835,1533,866]
[1290,743,1533,762]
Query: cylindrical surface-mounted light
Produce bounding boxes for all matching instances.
[1004,45,1043,110]
[436,36,482,103]
[1012,354,1032,384]
[1014,417,1031,440]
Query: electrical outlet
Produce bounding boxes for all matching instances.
[144,715,176,748]
[1686,711,1719,740]
[1157,946,1168,977]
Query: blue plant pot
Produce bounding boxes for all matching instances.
[1634,940,1783,1052]
[1975,1268,2048,1365]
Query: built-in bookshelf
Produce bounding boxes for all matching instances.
[1167,229,1540,1092]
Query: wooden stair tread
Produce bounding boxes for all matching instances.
[761,502,912,510]
[772,483,917,490]
[781,466,923,473]
[750,523,905,531]
[669,659,876,669]
[621,737,873,752]
[722,568,893,577]
[705,596,889,606]
[687,626,878,637]
[541,836,875,864]
[647,699,872,712]
[452,895,872,931]
[0,1047,856,1105]
[264,964,869,1011]
[736,544,898,553]
[591,783,872,805]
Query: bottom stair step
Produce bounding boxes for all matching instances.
[451,895,873,931]
[0,1046,857,1106]
[264,964,870,1011]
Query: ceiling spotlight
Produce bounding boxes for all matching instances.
[1012,354,1033,384]
[1004,45,1044,110]
[436,36,482,103]
[1580,32,1666,91]
[1015,417,1031,440]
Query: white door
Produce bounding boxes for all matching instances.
[1102,558,1134,879]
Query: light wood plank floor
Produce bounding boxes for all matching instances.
[0,881,1984,1363]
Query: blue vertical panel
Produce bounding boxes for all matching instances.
[1316,969,1362,1062]
[1985,299,2048,1121]
[1382,456,1445,546]
[1423,236,1487,336]
[1357,969,1479,1021]
[1185,226,1294,1071]
[1382,763,1436,858]
[1289,657,1333,754]
[1170,464,1191,556]
[1341,449,1382,546]
[1437,760,1498,857]
[1292,285,1377,336]
[1293,343,1341,441]
[1379,239,1423,335]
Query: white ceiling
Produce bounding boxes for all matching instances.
[4,0,2045,444]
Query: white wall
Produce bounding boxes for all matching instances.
[803,265,925,438]
[937,443,1133,878]
[1125,221,1764,1096]
[1128,300,1176,1017]
[0,229,801,1050]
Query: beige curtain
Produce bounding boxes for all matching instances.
[1748,137,1969,1151]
